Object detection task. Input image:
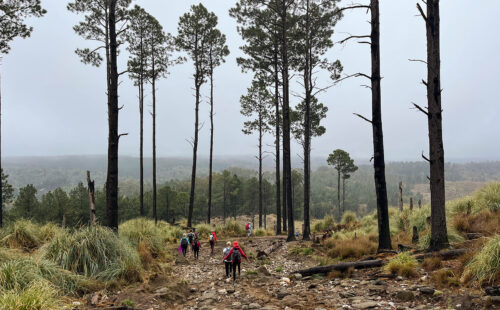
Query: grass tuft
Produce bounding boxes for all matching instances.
[326,234,377,260]
[462,235,500,285]
[385,252,418,278]
[0,280,61,310]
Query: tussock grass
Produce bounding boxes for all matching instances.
[119,218,165,257]
[215,221,245,237]
[421,257,442,272]
[1,220,42,250]
[452,210,500,235]
[462,236,500,285]
[341,211,358,226]
[194,224,212,238]
[326,234,377,260]
[312,216,334,233]
[473,182,500,212]
[431,269,460,288]
[418,229,464,250]
[385,252,418,278]
[43,225,142,282]
[0,280,60,310]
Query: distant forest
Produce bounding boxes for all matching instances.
[3,156,499,225]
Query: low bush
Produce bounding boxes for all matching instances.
[385,252,418,278]
[312,216,335,233]
[254,228,266,236]
[220,221,245,237]
[119,218,164,257]
[195,224,212,238]
[43,225,142,282]
[452,210,500,235]
[447,197,475,215]
[0,280,60,310]
[326,234,377,260]
[462,235,500,285]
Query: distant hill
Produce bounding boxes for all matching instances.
[3,155,500,201]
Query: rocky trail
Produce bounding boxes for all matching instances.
[82,236,495,310]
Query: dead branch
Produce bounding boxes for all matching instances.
[421,151,430,163]
[411,102,428,116]
[353,113,372,124]
[338,35,371,45]
[294,260,383,276]
[416,3,427,23]
[118,133,128,139]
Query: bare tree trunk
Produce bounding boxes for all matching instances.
[410,197,414,212]
[283,161,287,232]
[139,38,144,217]
[399,181,403,211]
[0,70,3,228]
[208,59,214,224]
[188,83,199,228]
[421,0,448,251]
[418,199,422,209]
[258,116,263,228]
[337,169,341,219]
[223,181,227,224]
[302,0,311,241]
[87,171,96,225]
[342,177,346,214]
[371,0,392,251]
[106,0,120,231]
[274,51,281,235]
[152,56,157,225]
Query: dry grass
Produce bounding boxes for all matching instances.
[462,235,500,286]
[452,210,500,236]
[421,257,442,272]
[385,252,419,278]
[326,234,377,260]
[431,269,460,288]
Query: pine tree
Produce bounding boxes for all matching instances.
[0,0,46,227]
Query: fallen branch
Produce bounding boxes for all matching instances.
[257,241,284,259]
[294,259,383,276]
[414,249,469,261]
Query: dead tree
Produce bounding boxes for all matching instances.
[399,181,403,211]
[418,199,422,209]
[410,197,414,212]
[87,171,96,225]
[415,0,448,251]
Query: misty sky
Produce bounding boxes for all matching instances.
[1,0,499,162]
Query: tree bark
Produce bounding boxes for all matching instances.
[371,0,392,251]
[87,171,96,225]
[342,176,346,214]
[337,168,341,219]
[302,0,311,241]
[208,56,214,225]
[259,114,263,228]
[274,45,281,235]
[398,181,403,211]
[139,36,144,217]
[106,0,120,232]
[0,70,3,228]
[152,54,157,225]
[424,0,448,251]
[295,260,383,276]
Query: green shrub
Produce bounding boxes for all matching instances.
[462,236,500,285]
[312,216,335,232]
[302,247,314,255]
[1,220,42,250]
[194,224,212,238]
[473,182,500,212]
[0,280,60,310]
[341,211,358,226]
[221,221,245,236]
[43,225,142,282]
[447,197,474,215]
[385,252,418,278]
[119,218,164,256]
[275,266,283,272]
[246,270,258,276]
[254,228,266,236]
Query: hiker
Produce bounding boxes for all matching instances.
[246,222,252,237]
[180,233,189,257]
[223,241,233,278]
[223,241,248,281]
[192,237,201,260]
[188,229,194,251]
[209,230,217,255]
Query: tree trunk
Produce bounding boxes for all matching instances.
[295,260,383,277]
[337,169,341,219]
[208,59,214,224]
[0,70,3,228]
[302,0,311,241]
[106,0,120,232]
[87,171,96,225]
[223,181,227,224]
[188,83,199,228]
[398,181,403,211]
[371,0,392,251]
[152,56,157,225]
[139,37,144,217]
[258,116,263,228]
[424,0,448,251]
[281,0,294,242]
[274,44,281,235]
[342,177,346,214]
[410,197,413,212]
[283,161,287,232]
[418,199,422,209]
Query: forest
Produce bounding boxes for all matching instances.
[0,1,499,310]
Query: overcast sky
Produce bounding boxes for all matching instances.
[1,0,499,162]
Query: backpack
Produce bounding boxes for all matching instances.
[209,234,214,241]
[232,248,241,262]
[245,223,249,230]
[188,233,193,242]
[196,240,201,248]
[181,238,188,247]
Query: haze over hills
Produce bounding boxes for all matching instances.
[3,155,500,200]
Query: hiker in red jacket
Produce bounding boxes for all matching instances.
[223,241,248,281]
[209,231,217,255]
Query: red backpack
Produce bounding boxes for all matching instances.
[245,223,249,230]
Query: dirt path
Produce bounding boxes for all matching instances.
[83,236,488,310]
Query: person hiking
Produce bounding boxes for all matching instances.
[180,233,189,257]
[223,241,248,281]
[245,222,252,237]
[187,230,194,251]
[192,237,201,260]
[209,230,217,255]
[223,241,233,279]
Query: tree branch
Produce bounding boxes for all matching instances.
[411,102,428,116]
[421,151,430,163]
[353,113,372,124]
[409,58,427,65]
[416,3,427,23]
[338,35,371,45]
[118,133,128,140]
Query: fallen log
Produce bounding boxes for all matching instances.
[466,233,482,240]
[294,259,383,277]
[257,241,284,259]
[414,249,468,261]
